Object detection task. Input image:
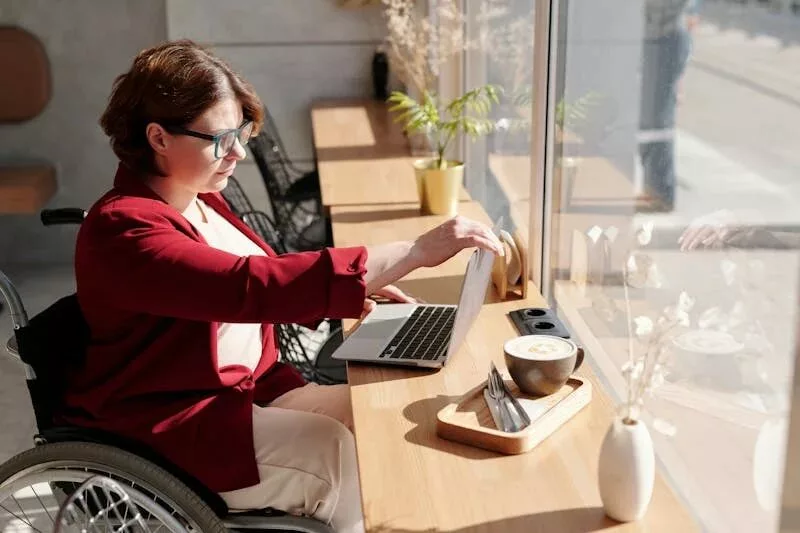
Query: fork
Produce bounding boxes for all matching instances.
[487,369,517,432]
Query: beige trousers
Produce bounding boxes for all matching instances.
[219,383,364,533]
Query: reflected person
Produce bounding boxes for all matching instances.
[637,0,692,212]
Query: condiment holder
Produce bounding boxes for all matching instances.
[491,229,528,300]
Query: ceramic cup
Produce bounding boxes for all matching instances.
[503,335,583,396]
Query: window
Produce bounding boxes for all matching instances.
[546,0,800,530]
[462,0,537,249]
[461,0,800,529]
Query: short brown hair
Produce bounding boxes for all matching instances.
[100,39,264,176]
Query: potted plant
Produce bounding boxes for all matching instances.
[387,87,499,216]
[379,0,505,215]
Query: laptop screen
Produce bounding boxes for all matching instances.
[444,246,496,360]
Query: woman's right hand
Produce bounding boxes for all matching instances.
[410,216,504,269]
[361,298,377,319]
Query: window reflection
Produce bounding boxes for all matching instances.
[549,1,800,531]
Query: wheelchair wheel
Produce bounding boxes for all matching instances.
[0,441,226,532]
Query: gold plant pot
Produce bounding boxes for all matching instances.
[412,158,464,216]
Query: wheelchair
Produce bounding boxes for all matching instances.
[0,208,334,532]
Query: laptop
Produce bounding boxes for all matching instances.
[331,244,496,369]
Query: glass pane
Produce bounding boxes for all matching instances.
[548,0,800,530]
[463,0,536,249]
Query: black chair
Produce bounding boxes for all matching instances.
[222,177,346,384]
[261,105,321,200]
[236,210,345,385]
[220,176,287,252]
[248,128,330,252]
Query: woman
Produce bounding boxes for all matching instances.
[62,40,502,533]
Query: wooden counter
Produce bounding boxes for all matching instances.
[315,99,699,532]
[330,201,697,532]
[311,99,469,208]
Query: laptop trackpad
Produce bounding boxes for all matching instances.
[355,316,406,340]
[353,304,415,340]
[333,304,416,361]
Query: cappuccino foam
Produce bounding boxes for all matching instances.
[505,335,575,361]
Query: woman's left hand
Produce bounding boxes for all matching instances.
[371,284,421,304]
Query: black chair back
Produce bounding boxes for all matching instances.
[249,130,296,207]
[222,177,288,254]
[241,210,287,255]
[220,175,255,215]
[261,105,295,171]
[248,134,329,251]
[276,323,336,384]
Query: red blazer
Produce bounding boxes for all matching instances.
[62,163,367,492]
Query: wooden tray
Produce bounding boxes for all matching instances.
[436,376,592,454]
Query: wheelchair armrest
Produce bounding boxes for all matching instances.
[40,208,86,226]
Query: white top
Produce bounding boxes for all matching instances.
[183,199,266,372]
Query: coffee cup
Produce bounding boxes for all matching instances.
[503,335,583,396]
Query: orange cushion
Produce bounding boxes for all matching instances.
[0,165,57,213]
[0,26,51,122]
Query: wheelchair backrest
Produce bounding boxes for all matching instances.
[14,293,90,431]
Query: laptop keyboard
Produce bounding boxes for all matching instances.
[378,306,457,361]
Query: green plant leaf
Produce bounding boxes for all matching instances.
[387,85,500,155]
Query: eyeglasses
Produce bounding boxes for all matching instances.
[165,120,254,159]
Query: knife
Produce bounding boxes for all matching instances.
[491,363,531,430]
[483,388,508,432]
[499,379,531,429]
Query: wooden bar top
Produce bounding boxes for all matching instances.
[311,99,469,208]
[331,201,698,533]
[316,99,697,532]
[312,99,411,155]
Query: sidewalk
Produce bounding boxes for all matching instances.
[694,1,800,105]
[639,2,800,231]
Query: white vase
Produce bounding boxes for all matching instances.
[598,416,655,522]
[753,417,788,511]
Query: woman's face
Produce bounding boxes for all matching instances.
[156,97,248,194]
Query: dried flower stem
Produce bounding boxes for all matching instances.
[381,0,508,95]
[633,323,679,410]
[622,259,636,422]
[621,229,690,424]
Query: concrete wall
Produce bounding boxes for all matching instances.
[0,0,168,265]
[167,0,386,212]
[0,0,385,264]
